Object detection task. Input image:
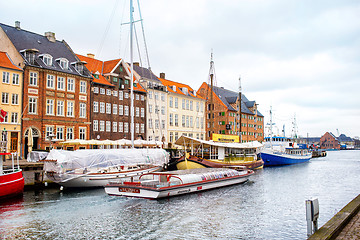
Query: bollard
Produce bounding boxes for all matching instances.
[306,198,319,237]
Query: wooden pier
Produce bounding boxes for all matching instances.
[3,158,44,186]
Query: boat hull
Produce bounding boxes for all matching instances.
[0,170,24,198]
[105,173,251,199]
[261,152,311,166]
[175,156,263,171]
[53,166,162,188]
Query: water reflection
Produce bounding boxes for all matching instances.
[0,151,359,239]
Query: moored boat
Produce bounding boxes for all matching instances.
[173,135,264,171]
[105,167,253,199]
[0,153,24,199]
[43,148,169,188]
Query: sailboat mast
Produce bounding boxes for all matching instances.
[209,53,214,140]
[238,76,242,142]
[130,0,135,148]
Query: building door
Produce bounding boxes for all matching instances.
[10,132,18,153]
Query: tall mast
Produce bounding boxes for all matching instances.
[269,106,273,149]
[209,52,214,140]
[130,0,135,148]
[238,76,242,142]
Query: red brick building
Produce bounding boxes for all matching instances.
[77,54,147,141]
[0,23,93,156]
[320,132,340,150]
[197,82,264,142]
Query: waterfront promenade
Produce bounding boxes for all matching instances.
[308,194,360,240]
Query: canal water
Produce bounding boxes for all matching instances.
[1,150,359,240]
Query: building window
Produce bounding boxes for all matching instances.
[100,102,105,113]
[100,88,105,95]
[148,119,153,129]
[186,116,190,128]
[79,127,86,140]
[29,72,38,86]
[79,102,86,118]
[56,127,64,140]
[175,114,179,127]
[175,132,179,141]
[186,100,189,110]
[136,107,139,117]
[106,121,111,132]
[12,73,19,85]
[45,126,54,139]
[119,91,123,100]
[136,123,139,133]
[93,102,98,113]
[182,99,185,110]
[196,117,200,129]
[113,122,118,132]
[2,72,10,84]
[46,99,54,115]
[80,81,87,94]
[190,101,193,111]
[119,105,123,115]
[66,127,74,140]
[93,87,99,94]
[155,119,159,129]
[141,95,144,101]
[170,132,173,142]
[106,103,111,114]
[93,120,98,131]
[196,102,200,112]
[162,120,165,129]
[47,74,55,89]
[141,108,144,118]
[161,106,165,115]
[175,97,178,108]
[59,58,69,70]
[1,92,9,104]
[141,123,144,133]
[57,77,65,90]
[106,89,111,95]
[113,90,118,97]
[67,78,75,92]
[136,94,139,101]
[119,122,123,132]
[124,122,129,133]
[149,104,153,113]
[190,116,193,128]
[169,97,173,108]
[67,101,74,117]
[42,54,53,66]
[11,94,19,105]
[11,112,18,123]
[161,93,165,101]
[57,100,64,116]
[100,121,105,132]
[113,104,118,115]
[182,115,185,127]
[169,113,173,126]
[28,97,37,114]
[124,92,129,99]
[148,91,153,99]
[124,106,129,116]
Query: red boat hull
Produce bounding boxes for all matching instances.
[0,170,24,198]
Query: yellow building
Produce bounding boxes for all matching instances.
[0,51,23,156]
[159,74,206,146]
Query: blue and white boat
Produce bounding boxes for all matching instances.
[261,136,312,166]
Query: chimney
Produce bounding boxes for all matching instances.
[15,21,21,30]
[45,32,56,43]
[133,62,140,66]
[87,53,95,59]
[160,72,165,79]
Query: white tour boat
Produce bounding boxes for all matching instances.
[105,167,253,199]
[43,148,169,188]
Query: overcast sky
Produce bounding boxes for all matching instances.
[1,0,359,138]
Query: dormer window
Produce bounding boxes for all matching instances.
[182,87,188,94]
[40,54,53,66]
[20,49,39,65]
[71,61,87,75]
[56,58,69,70]
[172,85,176,91]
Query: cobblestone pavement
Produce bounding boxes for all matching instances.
[335,210,360,240]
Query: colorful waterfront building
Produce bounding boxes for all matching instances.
[0,51,23,156]
[76,54,147,141]
[0,22,93,156]
[197,83,264,142]
[158,73,206,146]
[320,132,340,150]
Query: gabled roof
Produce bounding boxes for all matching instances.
[0,51,22,71]
[76,54,114,87]
[103,59,122,73]
[132,64,159,82]
[158,77,201,99]
[202,83,263,117]
[0,23,91,78]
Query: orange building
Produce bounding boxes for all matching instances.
[197,82,264,142]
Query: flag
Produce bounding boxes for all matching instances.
[0,109,7,122]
